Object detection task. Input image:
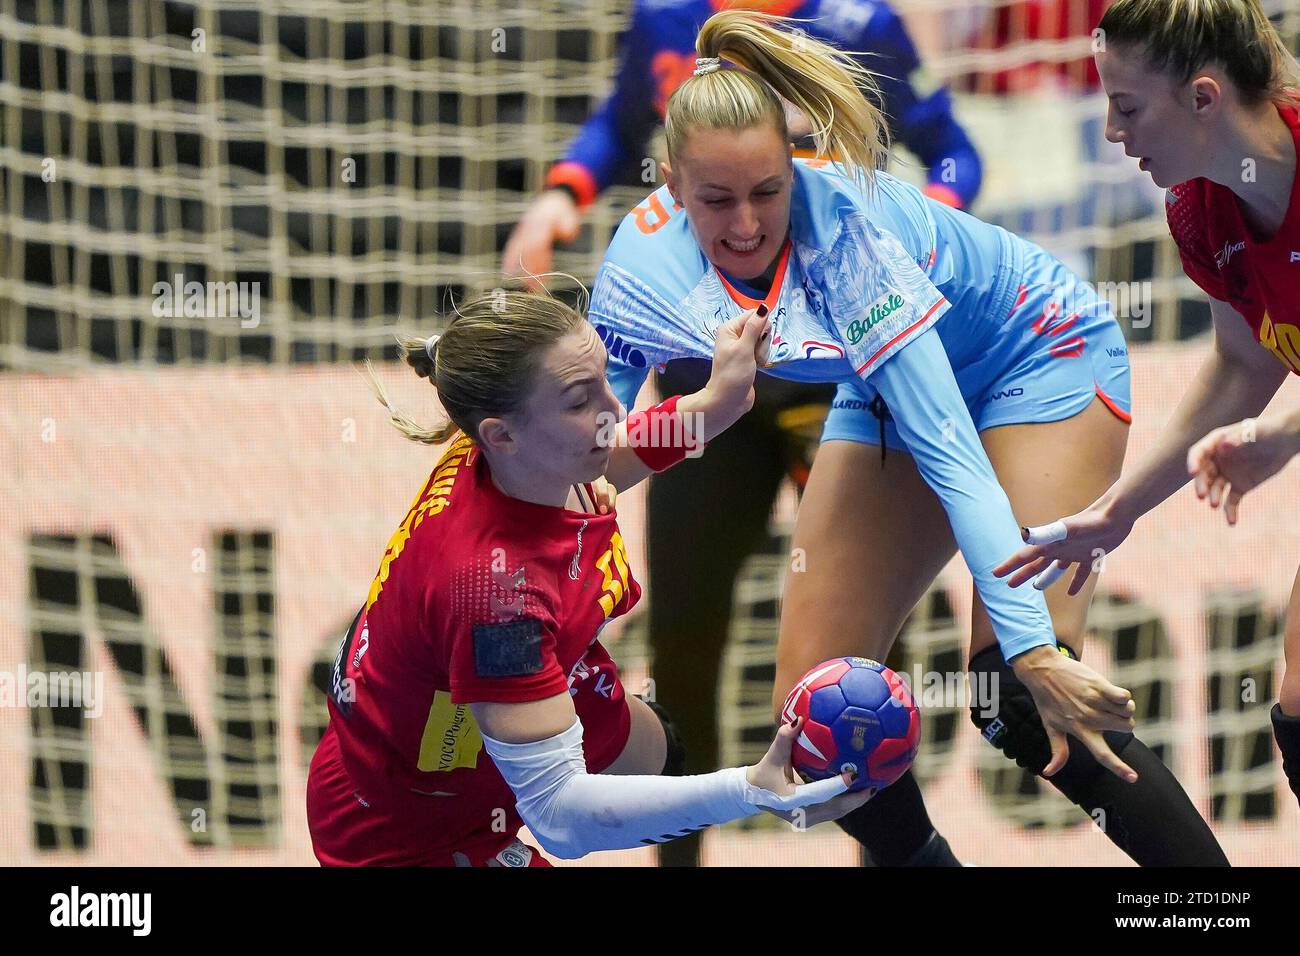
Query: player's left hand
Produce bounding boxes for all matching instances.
[1187,416,1299,525]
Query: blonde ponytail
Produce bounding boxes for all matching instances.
[666,9,890,189]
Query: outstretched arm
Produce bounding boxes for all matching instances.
[502,1,661,284]
[471,693,865,860]
[995,298,1288,593]
[1187,405,1300,525]
[543,0,661,206]
[872,329,1138,781]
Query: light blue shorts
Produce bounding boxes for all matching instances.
[821,242,1132,449]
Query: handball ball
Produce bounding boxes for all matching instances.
[780,656,920,792]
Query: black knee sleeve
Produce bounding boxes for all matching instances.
[968,645,1228,866]
[642,697,686,777]
[1271,703,1300,806]
[832,768,960,866]
[642,698,701,868]
[968,643,1133,788]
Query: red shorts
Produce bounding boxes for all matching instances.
[307,726,554,866]
[306,681,632,867]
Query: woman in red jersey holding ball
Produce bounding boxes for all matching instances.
[997,0,1300,806]
[305,289,866,866]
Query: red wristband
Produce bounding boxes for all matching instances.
[625,394,706,472]
[544,162,598,210]
[922,183,964,210]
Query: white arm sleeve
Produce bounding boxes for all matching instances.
[482,717,849,860]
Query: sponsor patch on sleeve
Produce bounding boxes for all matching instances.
[472,617,545,678]
[823,214,951,378]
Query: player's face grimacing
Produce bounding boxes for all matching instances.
[1097,46,1211,189]
[480,321,623,489]
[661,123,794,283]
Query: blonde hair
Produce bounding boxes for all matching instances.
[363,288,586,446]
[1100,0,1300,107]
[665,9,890,190]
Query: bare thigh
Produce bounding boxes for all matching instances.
[970,396,1130,658]
[772,440,957,717]
[604,694,668,775]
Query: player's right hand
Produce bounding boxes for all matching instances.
[1011,646,1139,783]
[992,493,1136,596]
[743,717,874,828]
[501,189,582,290]
[701,307,771,425]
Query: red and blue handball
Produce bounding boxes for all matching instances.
[781,657,921,792]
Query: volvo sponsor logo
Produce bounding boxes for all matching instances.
[593,323,647,367]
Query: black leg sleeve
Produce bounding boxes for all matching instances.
[832,769,960,866]
[1049,734,1230,866]
[1272,703,1300,808]
[969,644,1228,867]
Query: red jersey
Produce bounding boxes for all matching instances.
[1166,104,1300,375]
[307,435,640,865]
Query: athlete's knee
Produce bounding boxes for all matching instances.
[640,697,686,776]
[967,643,1134,797]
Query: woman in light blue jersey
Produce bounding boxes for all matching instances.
[588,9,1227,866]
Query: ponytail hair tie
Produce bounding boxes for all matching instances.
[424,333,440,363]
[693,56,721,76]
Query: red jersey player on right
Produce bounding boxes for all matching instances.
[997,0,1300,808]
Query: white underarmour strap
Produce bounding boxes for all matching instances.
[482,717,847,859]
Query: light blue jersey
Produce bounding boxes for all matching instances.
[589,160,1130,661]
